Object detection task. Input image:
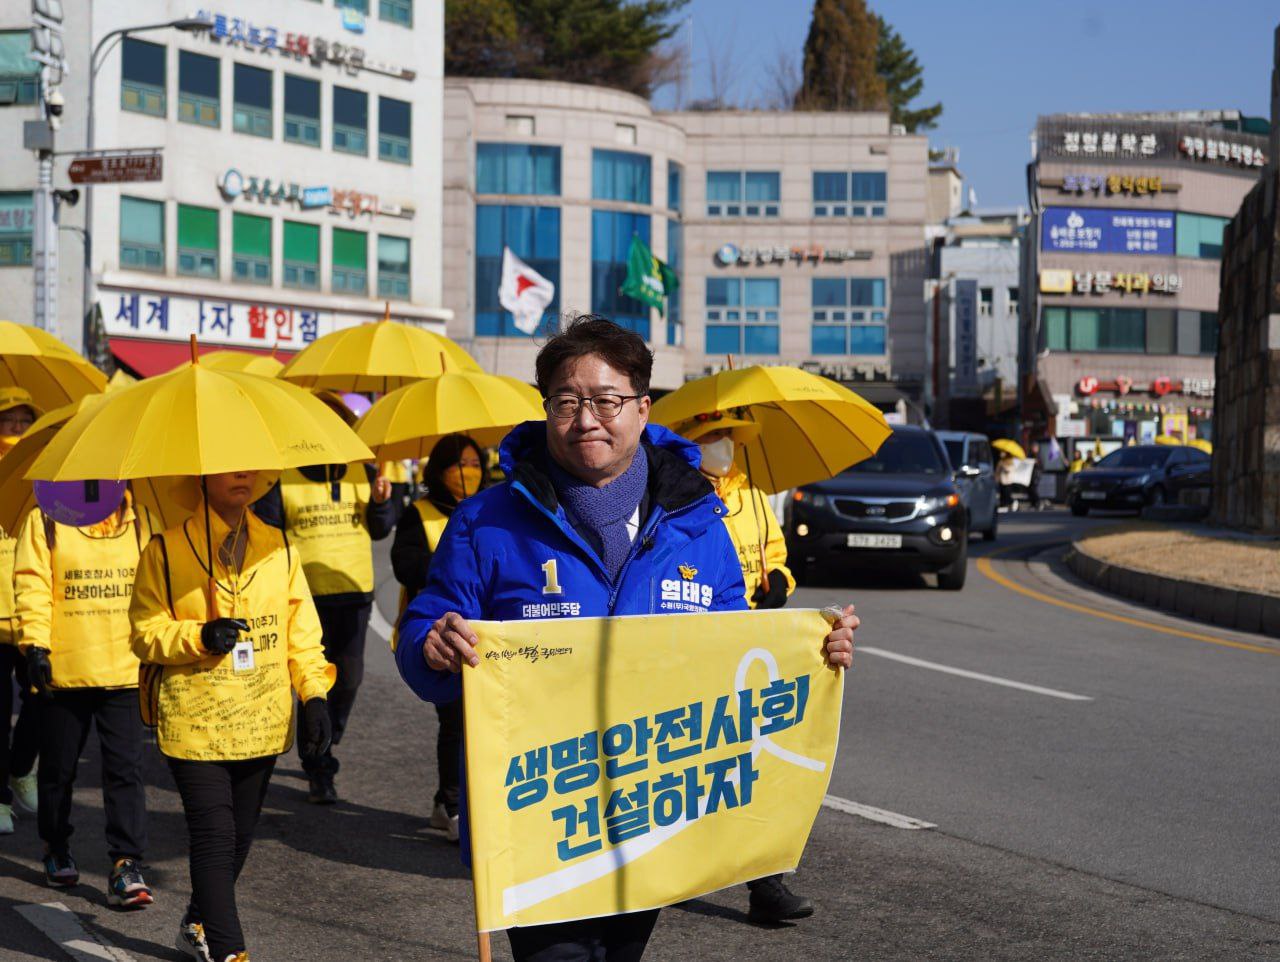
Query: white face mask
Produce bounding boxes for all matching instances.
[699,437,736,478]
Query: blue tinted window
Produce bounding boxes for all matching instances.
[592,150,651,204]
[475,205,561,337]
[813,172,848,202]
[849,325,886,354]
[706,325,740,355]
[476,143,561,196]
[811,326,847,354]
[812,278,847,306]
[704,277,778,356]
[745,172,780,202]
[851,172,887,201]
[743,325,779,354]
[667,162,682,212]
[850,278,885,306]
[744,278,779,306]
[706,171,740,203]
[705,277,739,307]
[591,209,651,338]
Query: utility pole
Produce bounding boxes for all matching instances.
[28,0,67,335]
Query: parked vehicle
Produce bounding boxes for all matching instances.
[937,431,999,541]
[1064,444,1211,515]
[786,426,969,590]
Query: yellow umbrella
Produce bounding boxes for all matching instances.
[355,369,545,461]
[107,369,136,390]
[1152,434,1182,446]
[991,438,1027,460]
[198,350,284,377]
[1189,438,1212,454]
[278,313,480,393]
[27,347,371,483]
[0,320,106,409]
[650,364,891,495]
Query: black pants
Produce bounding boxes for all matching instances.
[435,699,462,812]
[38,687,147,862]
[0,645,40,805]
[299,601,370,776]
[168,755,275,961]
[507,910,660,962]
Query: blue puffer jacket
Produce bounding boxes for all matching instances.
[395,421,748,855]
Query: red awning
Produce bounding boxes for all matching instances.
[108,338,295,378]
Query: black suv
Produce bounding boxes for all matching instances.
[786,425,969,590]
[1065,444,1211,515]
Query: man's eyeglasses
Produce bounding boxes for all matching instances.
[543,394,644,420]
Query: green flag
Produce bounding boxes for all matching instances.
[620,235,679,317]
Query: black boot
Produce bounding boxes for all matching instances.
[307,771,337,805]
[748,874,814,924]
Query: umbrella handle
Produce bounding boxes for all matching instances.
[477,932,491,962]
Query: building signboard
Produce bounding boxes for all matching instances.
[68,153,163,185]
[714,243,873,267]
[1042,207,1175,255]
[1039,269,1181,295]
[953,279,978,392]
[1037,117,1266,170]
[1076,375,1214,398]
[1053,173,1167,196]
[217,169,413,219]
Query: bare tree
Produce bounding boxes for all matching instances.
[760,42,801,110]
[645,38,689,108]
[700,24,739,110]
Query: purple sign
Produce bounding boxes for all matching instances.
[1042,207,1175,255]
[34,479,127,527]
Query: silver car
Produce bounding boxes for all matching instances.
[936,431,999,542]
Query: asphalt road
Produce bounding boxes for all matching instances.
[1,507,1278,961]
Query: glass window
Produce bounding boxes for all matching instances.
[506,114,535,135]
[177,204,218,278]
[979,287,993,316]
[1145,308,1175,354]
[476,143,561,196]
[704,278,779,356]
[0,31,39,106]
[379,0,412,25]
[812,278,847,306]
[667,162,682,213]
[592,150,651,204]
[232,63,272,138]
[1055,307,1150,353]
[851,171,887,217]
[377,235,410,298]
[1176,212,1228,259]
[336,0,369,11]
[178,50,219,127]
[666,216,682,346]
[476,205,561,336]
[283,221,319,290]
[813,172,848,202]
[592,209,651,338]
[1200,312,1218,355]
[0,192,33,266]
[378,96,411,164]
[333,86,367,155]
[121,38,165,117]
[232,212,271,285]
[284,75,320,147]
[850,278,885,306]
[707,171,779,216]
[120,196,164,272]
[1068,308,1099,351]
[706,171,740,216]
[812,277,887,355]
[1044,307,1068,351]
[744,172,780,216]
[332,228,368,293]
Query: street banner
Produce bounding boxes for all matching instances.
[463,608,842,933]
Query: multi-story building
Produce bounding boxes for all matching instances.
[441,78,930,395]
[1021,110,1268,443]
[0,1,448,370]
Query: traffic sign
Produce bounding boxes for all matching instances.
[68,153,163,184]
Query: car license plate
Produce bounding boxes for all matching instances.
[847,533,902,548]
[1081,491,1107,501]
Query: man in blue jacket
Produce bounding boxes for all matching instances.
[397,315,858,962]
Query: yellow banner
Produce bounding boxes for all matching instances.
[463,609,842,932]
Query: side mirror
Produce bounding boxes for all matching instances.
[958,465,982,478]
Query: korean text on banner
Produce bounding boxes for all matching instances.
[463,609,842,933]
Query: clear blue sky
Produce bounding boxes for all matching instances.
[651,0,1276,208]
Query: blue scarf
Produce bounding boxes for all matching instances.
[549,444,649,582]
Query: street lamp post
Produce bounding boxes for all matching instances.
[81,17,209,353]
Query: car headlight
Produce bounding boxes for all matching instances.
[792,490,827,509]
[919,492,961,513]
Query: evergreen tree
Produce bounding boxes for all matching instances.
[795,0,885,112]
[444,0,523,78]
[873,13,941,131]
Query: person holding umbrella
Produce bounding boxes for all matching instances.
[253,392,396,806]
[14,483,160,902]
[389,434,488,843]
[131,470,334,962]
[0,388,41,833]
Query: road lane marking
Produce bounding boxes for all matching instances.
[822,794,936,829]
[15,902,135,962]
[977,543,1280,657]
[857,645,1093,701]
[369,603,395,642]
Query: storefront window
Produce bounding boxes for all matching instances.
[476,144,561,196]
[592,150,651,204]
[591,209,650,338]
[1175,212,1228,259]
[1046,307,1149,354]
[476,205,560,336]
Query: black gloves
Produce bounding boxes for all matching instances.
[300,698,332,758]
[25,646,53,697]
[751,569,790,610]
[201,618,249,655]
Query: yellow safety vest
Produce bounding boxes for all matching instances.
[0,532,16,646]
[391,499,450,652]
[712,468,794,608]
[14,501,157,689]
[280,466,375,597]
[130,502,335,761]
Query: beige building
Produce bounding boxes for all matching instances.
[1022,111,1267,441]
[441,78,931,395]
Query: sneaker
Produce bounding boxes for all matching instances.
[747,875,815,924]
[306,772,337,805]
[43,850,79,888]
[176,912,213,962]
[10,772,37,814]
[108,858,154,908]
[0,803,12,835]
[431,802,460,843]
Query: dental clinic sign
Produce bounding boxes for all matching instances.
[217,169,414,220]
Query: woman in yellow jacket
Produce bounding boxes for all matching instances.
[0,387,41,834]
[676,412,813,926]
[131,470,334,962]
[15,486,160,902]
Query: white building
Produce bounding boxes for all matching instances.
[0,0,448,371]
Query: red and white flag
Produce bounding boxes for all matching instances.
[499,247,555,335]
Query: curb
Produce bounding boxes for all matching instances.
[1066,540,1280,639]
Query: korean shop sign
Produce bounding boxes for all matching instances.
[714,243,872,267]
[217,169,414,220]
[1039,269,1182,295]
[1041,207,1174,255]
